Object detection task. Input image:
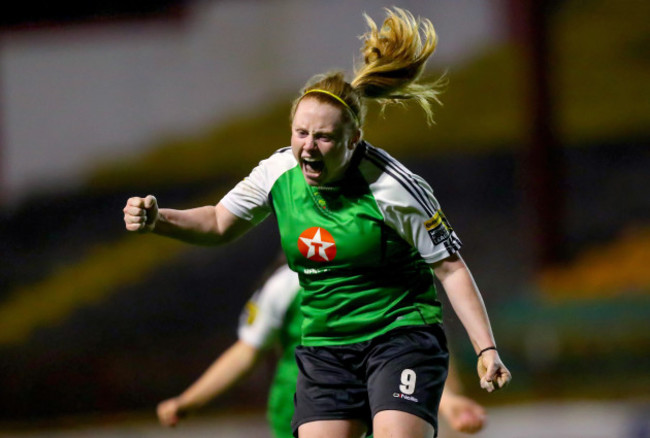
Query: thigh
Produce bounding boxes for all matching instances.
[292,345,370,436]
[367,325,449,435]
[298,419,367,438]
[373,410,435,438]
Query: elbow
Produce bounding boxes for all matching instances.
[432,253,465,281]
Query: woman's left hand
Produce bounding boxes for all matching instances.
[476,350,511,392]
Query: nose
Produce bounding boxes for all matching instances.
[303,135,318,151]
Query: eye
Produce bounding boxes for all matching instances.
[317,134,333,143]
[295,129,308,138]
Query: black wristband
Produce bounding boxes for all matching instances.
[477,346,497,357]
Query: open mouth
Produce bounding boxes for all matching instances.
[303,157,324,174]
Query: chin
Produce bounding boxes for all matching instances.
[304,177,320,186]
[302,172,324,186]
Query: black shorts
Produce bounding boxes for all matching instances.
[291,324,448,437]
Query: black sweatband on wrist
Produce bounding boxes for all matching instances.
[477,346,497,357]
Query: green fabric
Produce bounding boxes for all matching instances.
[267,291,301,438]
[271,165,442,346]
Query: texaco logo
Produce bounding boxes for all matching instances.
[297,227,336,262]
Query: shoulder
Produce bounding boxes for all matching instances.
[237,264,300,347]
[261,264,300,299]
[359,142,439,215]
[359,142,419,184]
[255,264,300,315]
[221,147,297,220]
[248,147,298,187]
[264,147,297,169]
[245,147,297,181]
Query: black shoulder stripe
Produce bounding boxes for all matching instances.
[365,145,436,217]
[273,146,292,155]
[444,235,463,254]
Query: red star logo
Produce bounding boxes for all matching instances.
[297,227,336,262]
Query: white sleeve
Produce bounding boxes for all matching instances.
[237,265,301,349]
[362,147,462,264]
[220,148,297,224]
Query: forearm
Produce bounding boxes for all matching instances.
[154,206,221,245]
[176,341,260,413]
[435,256,512,393]
[154,203,248,246]
[445,272,495,353]
[434,256,496,354]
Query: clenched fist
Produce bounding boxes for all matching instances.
[123,195,158,232]
[439,392,486,434]
[477,349,511,393]
[157,397,185,427]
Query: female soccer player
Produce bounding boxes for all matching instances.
[124,7,510,438]
[156,261,487,437]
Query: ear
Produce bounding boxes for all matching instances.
[348,128,362,149]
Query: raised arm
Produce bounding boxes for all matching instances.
[123,195,253,245]
[157,340,262,427]
[431,253,511,392]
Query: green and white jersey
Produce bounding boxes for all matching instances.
[237,264,301,438]
[223,141,462,347]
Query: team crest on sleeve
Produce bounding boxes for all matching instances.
[424,210,453,245]
[243,300,258,325]
[298,227,337,262]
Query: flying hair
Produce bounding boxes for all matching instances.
[352,7,445,124]
[292,7,445,127]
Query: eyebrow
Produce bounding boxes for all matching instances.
[293,124,340,136]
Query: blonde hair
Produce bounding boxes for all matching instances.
[291,7,444,127]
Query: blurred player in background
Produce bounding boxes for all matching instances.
[157,258,487,437]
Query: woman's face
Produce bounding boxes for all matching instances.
[291,97,360,186]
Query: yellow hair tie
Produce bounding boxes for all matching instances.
[303,89,359,125]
